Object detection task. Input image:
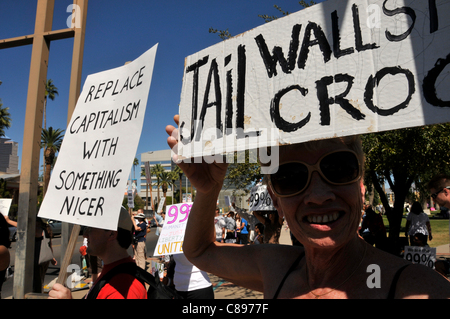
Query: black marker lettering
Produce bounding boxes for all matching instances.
[270,85,311,132]
[94,82,105,100]
[195,58,222,141]
[298,22,332,69]
[353,4,379,51]
[225,54,233,134]
[364,66,415,116]
[429,0,438,34]
[236,45,260,138]
[331,10,354,59]
[85,85,95,103]
[316,73,365,126]
[423,53,450,107]
[255,24,302,78]
[180,56,209,145]
[382,0,416,42]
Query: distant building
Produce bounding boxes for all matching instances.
[139,149,191,210]
[0,136,20,211]
[139,149,252,214]
[0,137,19,174]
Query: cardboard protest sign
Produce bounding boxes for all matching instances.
[154,202,192,256]
[249,184,275,212]
[38,45,158,231]
[0,199,12,217]
[178,0,450,160]
[157,196,166,213]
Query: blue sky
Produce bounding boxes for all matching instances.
[0,0,323,176]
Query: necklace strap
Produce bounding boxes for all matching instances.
[307,243,368,299]
[273,251,305,299]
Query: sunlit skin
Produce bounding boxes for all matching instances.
[166,114,450,299]
[268,141,368,294]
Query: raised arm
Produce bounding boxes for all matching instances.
[166,115,228,260]
[166,115,276,292]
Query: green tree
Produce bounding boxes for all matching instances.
[0,179,11,198]
[158,170,172,200]
[224,151,263,195]
[169,166,183,204]
[209,1,316,39]
[132,157,139,180]
[151,164,166,205]
[43,79,59,130]
[362,124,450,239]
[141,165,155,210]
[0,100,11,137]
[41,127,64,196]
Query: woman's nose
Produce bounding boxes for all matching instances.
[303,171,335,205]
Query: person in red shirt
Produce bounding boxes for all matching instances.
[49,207,147,299]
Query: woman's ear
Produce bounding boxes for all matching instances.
[108,230,118,242]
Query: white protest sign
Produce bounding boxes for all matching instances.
[153,202,192,256]
[38,45,158,231]
[404,246,436,269]
[157,196,166,213]
[178,0,450,161]
[224,195,230,207]
[127,190,134,209]
[150,260,164,279]
[0,199,12,217]
[249,184,275,212]
[144,162,151,184]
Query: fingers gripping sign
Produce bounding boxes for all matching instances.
[166,114,228,195]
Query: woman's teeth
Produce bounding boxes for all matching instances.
[307,212,340,224]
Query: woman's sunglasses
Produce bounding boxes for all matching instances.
[431,186,450,199]
[268,150,362,198]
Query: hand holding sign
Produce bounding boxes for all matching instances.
[166,115,228,196]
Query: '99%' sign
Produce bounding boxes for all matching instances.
[154,203,192,256]
[404,246,436,269]
[166,203,191,225]
[249,184,275,212]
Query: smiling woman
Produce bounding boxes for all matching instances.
[166,114,450,299]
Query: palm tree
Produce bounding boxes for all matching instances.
[158,171,171,199]
[141,165,155,210]
[151,164,165,206]
[168,169,182,204]
[0,100,11,137]
[43,79,59,130]
[41,127,64,196]
[132,157,139,180]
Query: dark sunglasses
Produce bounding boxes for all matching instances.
[268,150,362,198]
[431,186,450,199]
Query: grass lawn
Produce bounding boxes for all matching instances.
[382,212,449,248]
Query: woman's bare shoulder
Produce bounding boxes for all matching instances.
[396,263,450,299]
[369,246,450,299]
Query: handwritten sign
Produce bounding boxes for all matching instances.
[404,246,436,269]
[177,0,450,159]
[249,184,275,212]
[38,45,158,231]
[153,202,192,256]
[0,199,12,217]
